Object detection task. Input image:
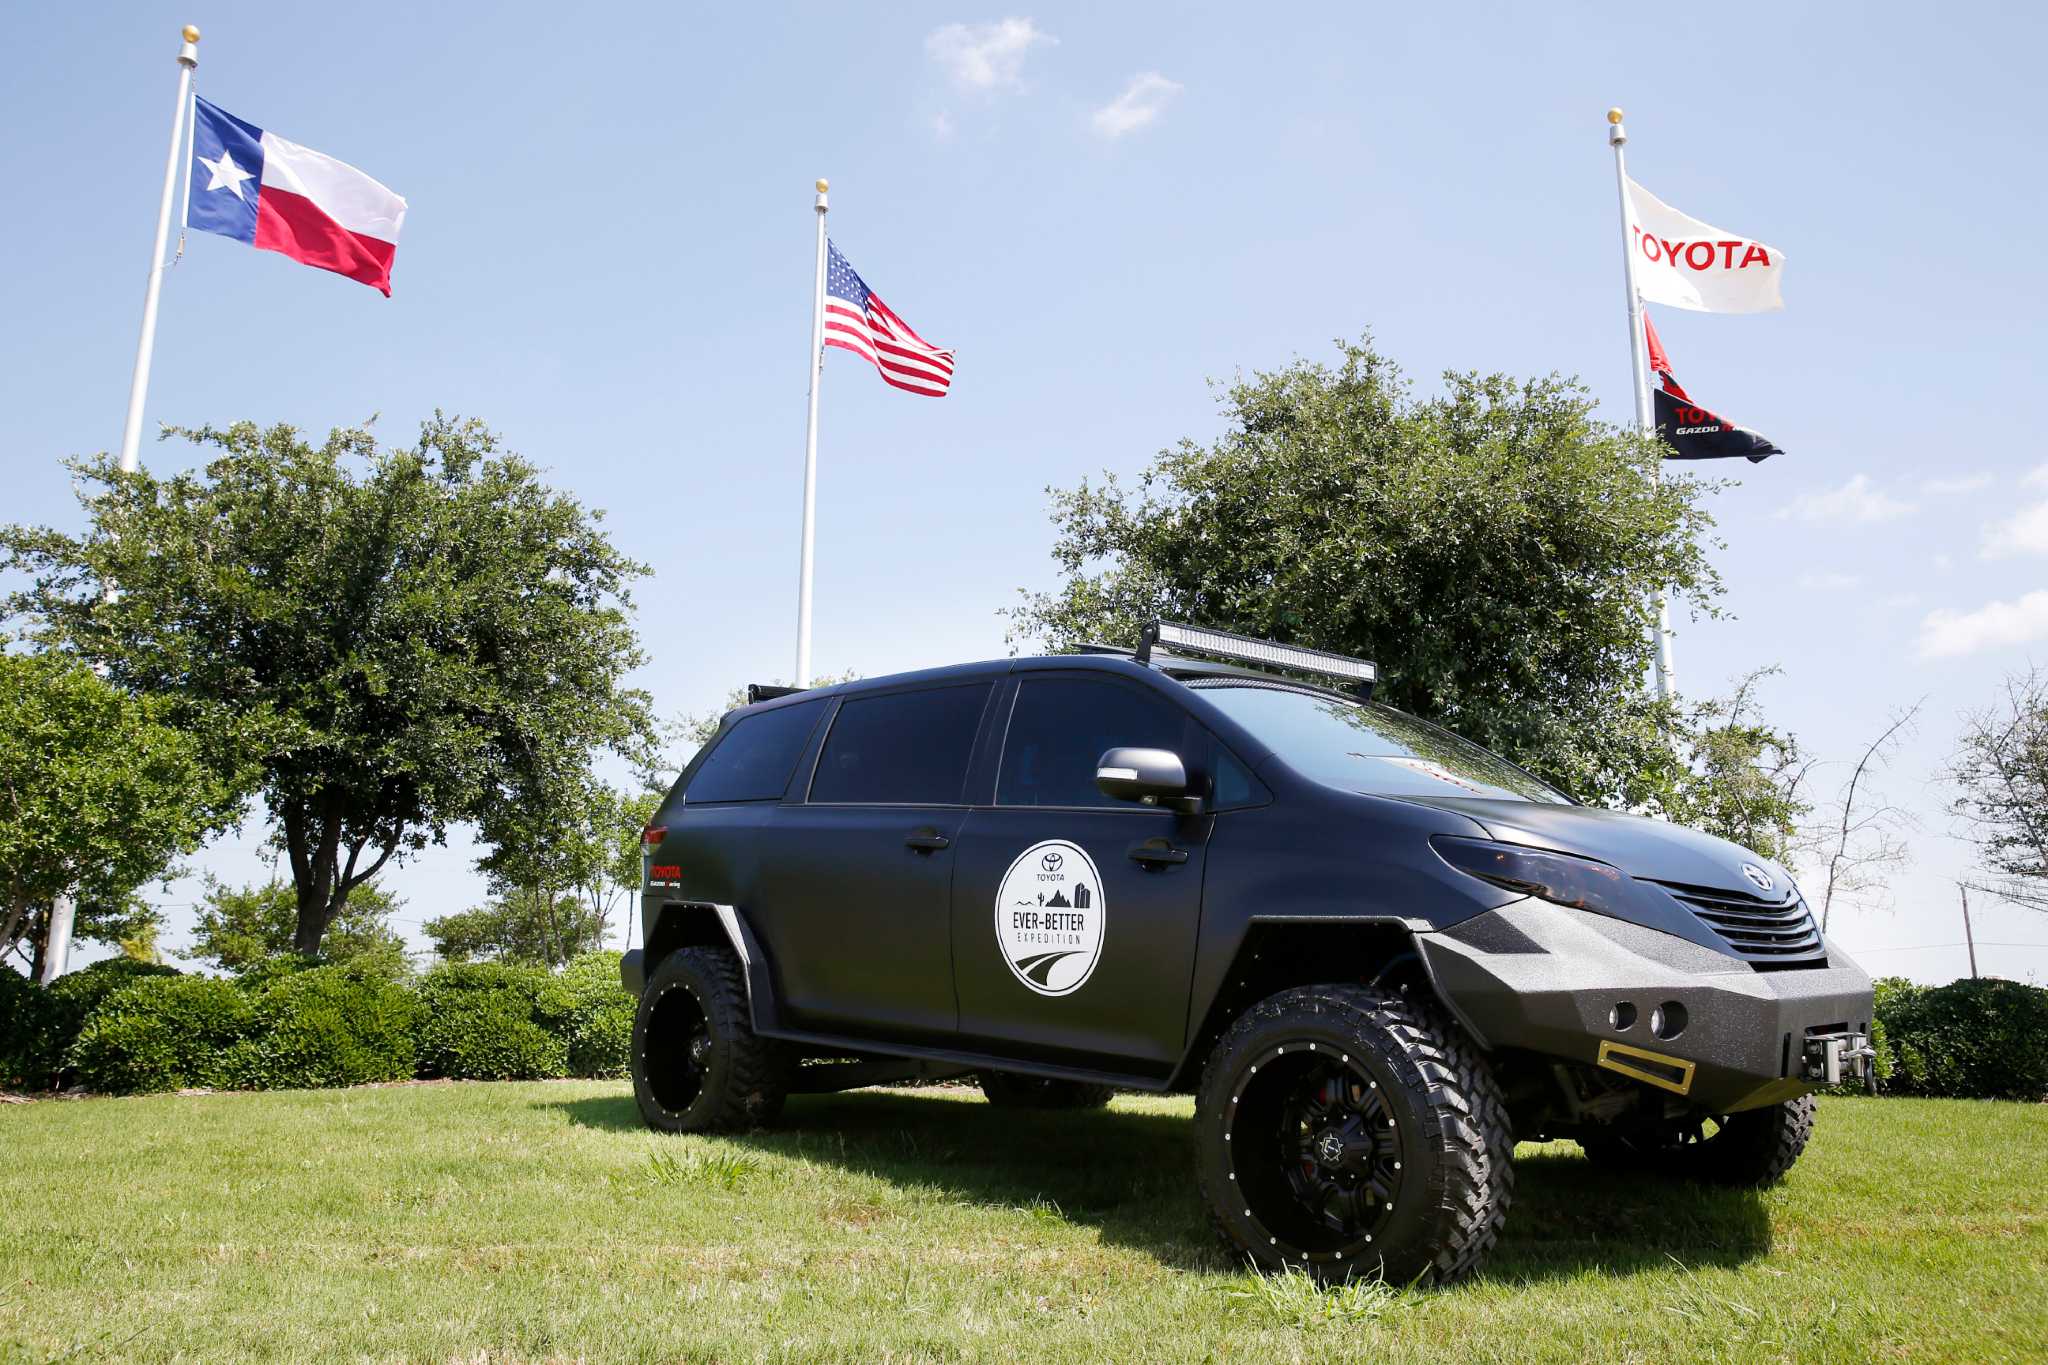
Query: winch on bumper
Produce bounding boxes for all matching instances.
[1418,901,1876,1112]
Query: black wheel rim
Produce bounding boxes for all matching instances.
[645,985,712,1114]
[1226,1043,1405,1261]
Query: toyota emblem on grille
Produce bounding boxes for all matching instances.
[1742,863,1774,893]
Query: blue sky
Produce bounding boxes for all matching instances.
[5,3,2045,982]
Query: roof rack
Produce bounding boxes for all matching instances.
[746,683,806,705]
[1134,620,1377,699]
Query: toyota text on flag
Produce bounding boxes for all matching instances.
[188,98,407,296]
[1643,313,1782,463]
[823,243,956,396]
[1623,176,1783,314]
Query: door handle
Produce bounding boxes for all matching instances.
[904,829,951,852]
[1128,838,1188,867]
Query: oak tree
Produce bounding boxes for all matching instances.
[1011,337,1724,805]
[0,651,223,976]
[3,416,656,955]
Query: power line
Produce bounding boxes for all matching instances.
[1849,941,2048,953]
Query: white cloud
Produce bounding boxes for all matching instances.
[2024,463,2048,489]
[925,18,1053,93]
[1774,474,1913,525]
[1091,71,1183,138]
[1881,591,1925,609]
[1984,500,2048,558]
[1916,590,2048,659]
[1921,473,1991,495]
[930,110,955,140]
[1797,571,1863,591]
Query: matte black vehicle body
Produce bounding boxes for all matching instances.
[625,642,1874,1280]
[628,652,1872,1110]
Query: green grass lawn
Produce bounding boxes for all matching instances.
[2,1083,2042,1363]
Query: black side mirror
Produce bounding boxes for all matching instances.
[1095,747,1193,808]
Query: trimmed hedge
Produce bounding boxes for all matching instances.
[560,950,634,1079]
[1873,976,2048,1102]
[413,962,577,1081]
[2,959,182,1091]
[220,964,420,1090]
[68,975,257,1094]
[11,952,638,1095]
[0,966,58,1090]
[20,953,2048,1104]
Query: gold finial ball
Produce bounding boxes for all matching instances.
[1607,107,1625,125]
[182,23,201,42]
[815,178,829,193]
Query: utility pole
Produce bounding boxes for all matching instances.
[1959,883,1978,979]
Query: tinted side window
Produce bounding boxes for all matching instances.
[809,684,991,805]
[998,677,1192,808]
[684,700,827,804]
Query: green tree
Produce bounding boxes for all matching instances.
[2,416,657,955]
[424,889,602,967]
[0,651,226,977]
[1010,337,1723,804]
[187,876,410,976]
[433,781,654,967]
[1648,669,1811,863]
[1950,666,2048,910]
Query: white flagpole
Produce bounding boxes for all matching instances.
[795,178,829,687]
[45,26,200,985]
[115,24,201,476]
[1608,107,1676,702]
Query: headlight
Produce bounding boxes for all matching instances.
[1432,836,1635,918]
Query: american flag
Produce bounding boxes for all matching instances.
[823,241,955,397]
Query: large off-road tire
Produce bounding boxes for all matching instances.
[975,1070,1116,1110]
[1579,1094,1815,1188]
[630,946,788,1133]
[1194,984,1513,1287]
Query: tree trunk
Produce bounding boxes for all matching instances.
[28,906,50,983]
[284,796,344,955]
[0,891,28,959]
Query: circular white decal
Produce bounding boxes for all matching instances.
[995,839,1106,996]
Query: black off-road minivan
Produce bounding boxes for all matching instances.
[623,623,1874,1284]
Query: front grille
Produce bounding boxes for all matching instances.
[1651,881,1828,971]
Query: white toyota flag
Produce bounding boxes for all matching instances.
[1624,176,1785,313]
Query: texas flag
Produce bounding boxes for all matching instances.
[188,98,407,296]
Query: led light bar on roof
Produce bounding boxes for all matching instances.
[1148,621,1377,690]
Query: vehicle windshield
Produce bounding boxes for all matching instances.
[1196,684,1571,804]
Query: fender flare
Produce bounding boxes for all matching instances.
[636,900,783,1032]
[1168,914,1482,1087]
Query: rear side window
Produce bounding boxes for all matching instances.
[809,684,991,805]
[684,699,827,804]
[998,676,1193,808]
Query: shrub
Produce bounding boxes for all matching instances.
[1878,976,2048,1101]
[413,962,573,1081]
[67,975,256,1094]
[1,969,63,1090]
[230,953,330,993]
[559,950,634,1079]
[1,960,183,1091]
[220,964,420,1090]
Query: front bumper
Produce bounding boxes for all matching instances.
[1418,901,1874,1112]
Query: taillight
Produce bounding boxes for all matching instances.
[642,824,667,847]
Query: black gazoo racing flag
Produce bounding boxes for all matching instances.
[1644,313,1782,463]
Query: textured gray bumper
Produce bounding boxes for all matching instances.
[1419,902,1874,1112]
